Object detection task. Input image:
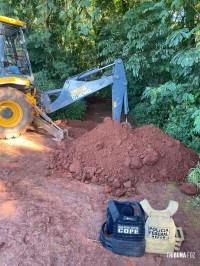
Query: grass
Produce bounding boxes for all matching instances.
[187,162,200,189]
[187,162,200,207]
[192,195,200,207]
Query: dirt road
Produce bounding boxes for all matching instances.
[0,121,199,266]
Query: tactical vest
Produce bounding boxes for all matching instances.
[140,199,181,254]
[100,200,145,257]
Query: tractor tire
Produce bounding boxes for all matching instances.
[0,87,34,139]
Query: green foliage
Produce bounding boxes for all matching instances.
[49,100,87,120]
[1,0,102,121]
[34,71,56,91]
[192,195,200,207]
[1,0,200,153]
[123,1,172,79]
[1,0,102,79]
[192,110,200,133]
[123,0,200,153]
[172,48,200,67]
[163,106,200,151]
[187,162,200,189]
[131,101,169,128]
[166,28,190,47]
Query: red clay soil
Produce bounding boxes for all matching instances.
[50,117,199,197]
[180,182,200,195]
[0,119,200,266]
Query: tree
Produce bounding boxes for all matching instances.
[1,0,200,152]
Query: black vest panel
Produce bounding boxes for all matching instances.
[100,200,145,257]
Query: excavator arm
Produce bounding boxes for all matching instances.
[34,58,129,140]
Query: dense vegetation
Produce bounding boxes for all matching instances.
[1,0,200,153]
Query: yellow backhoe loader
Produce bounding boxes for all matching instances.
[0,16,129,140]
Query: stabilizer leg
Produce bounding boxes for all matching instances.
[33,105,67,141]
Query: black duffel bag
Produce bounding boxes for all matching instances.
[100,200,145,257]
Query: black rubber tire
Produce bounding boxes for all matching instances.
[0,87,34,139]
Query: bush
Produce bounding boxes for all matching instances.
[130,100,169,127]
[187,163,200,189]
[187,163,200,207]
[34,71,56,91]
[163,106,200,153]
[49,100,87,120]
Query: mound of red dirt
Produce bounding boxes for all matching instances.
[180,182,200,195]
[56,119,98,139]
[48,117,199,196]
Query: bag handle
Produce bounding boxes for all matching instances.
[130,201,145,222]
[140,199,179,217]
[108,200,120,223]
[140,199,153,216]
[166,200,179,216]
[108,200,145,223]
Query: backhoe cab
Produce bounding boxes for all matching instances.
[0,16,129,140]
[0,17,33,81]
[0,16,36,139]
